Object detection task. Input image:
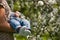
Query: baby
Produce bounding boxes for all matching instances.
[8,11,31,36]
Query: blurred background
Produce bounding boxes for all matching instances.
[6,0,60,40]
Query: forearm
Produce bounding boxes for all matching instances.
[0,22,15,32]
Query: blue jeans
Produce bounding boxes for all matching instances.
[9,19,21,31]
[9,18,31,32]
[21,19,31,29]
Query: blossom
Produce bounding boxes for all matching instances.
[48,0,57,4]
[38,1,44,6]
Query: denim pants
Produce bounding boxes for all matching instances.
[9,18,31,32]
[21,19,31,29]
[9,19,21,31]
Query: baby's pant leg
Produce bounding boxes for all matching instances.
[9,19,21,30]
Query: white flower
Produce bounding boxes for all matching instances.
[50,12,54,17]
[49,16,55,22]
[38,1,44,6]
[53,8,58,14]
[41,28,43,31]
[48,0,57,4]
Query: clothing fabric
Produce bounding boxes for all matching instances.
[0,32,14,40]
[9,18,21,30]
[21,18,31,29]
[9,12,31,32]
[0,0,14,40]
[8,12,21,30]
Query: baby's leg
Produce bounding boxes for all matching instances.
[21,21,31,30]
[9,19,21,32]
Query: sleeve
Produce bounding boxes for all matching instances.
[2,0,11,14]
[7,12,15,20]
[1,0,11,20]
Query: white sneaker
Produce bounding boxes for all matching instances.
[19,27,31,37]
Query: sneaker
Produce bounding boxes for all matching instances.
[19,27,31,37]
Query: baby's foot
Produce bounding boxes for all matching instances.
[19,27,31,37]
